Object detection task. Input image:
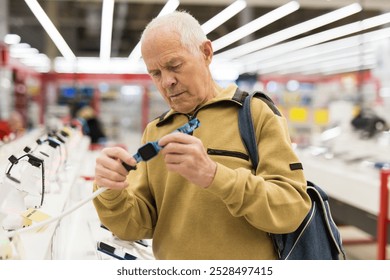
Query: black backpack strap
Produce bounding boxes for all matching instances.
[237,90,281,170]
[254,92,281,117]
[232,87,248,103]
[238,92,259,170]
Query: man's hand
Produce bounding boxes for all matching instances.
[95,147,137,190]
[158,133,217,188]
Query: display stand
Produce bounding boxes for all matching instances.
[9,135,91,259]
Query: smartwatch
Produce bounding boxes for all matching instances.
[123,118,200,171]
[133,141,162,162]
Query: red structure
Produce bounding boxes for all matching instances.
[377,169,390,260]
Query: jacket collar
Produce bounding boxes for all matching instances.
[156,84,242,126]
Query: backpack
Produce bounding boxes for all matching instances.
[236,89,346,260]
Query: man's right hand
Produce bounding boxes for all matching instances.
[95,147,137,190]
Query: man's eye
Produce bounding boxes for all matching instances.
[150,72,161,77]
[170,64,181,71]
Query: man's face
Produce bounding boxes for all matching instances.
[141,29,214,114]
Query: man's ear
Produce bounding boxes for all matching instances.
[201,40,213,64]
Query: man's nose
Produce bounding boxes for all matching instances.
[161,72,177,88]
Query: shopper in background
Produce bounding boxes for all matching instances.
[76,105,106,145]
[93,11,311,260]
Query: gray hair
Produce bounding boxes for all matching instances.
[140,10,208,56]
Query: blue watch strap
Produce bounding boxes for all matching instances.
[175,118,200,134]
[126,118,200,168]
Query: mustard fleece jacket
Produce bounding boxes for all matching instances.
[93,84,311,260]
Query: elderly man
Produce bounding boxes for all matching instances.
[93,11,310,260]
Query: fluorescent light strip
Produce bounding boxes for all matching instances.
[128,0,179,62]
[303,61,376,76]
[212,1,299,52]
[157,0,180,17]
[259,37,364,69]
[276,54,376,75]
[128,44,141,62]
[55,57,147,74]
[248,45,357,73]
[361,12,390,29]
[236,11,390,68]
[24,0,76,60]
[4,34,21,45]
[9,42,31,49]
[260,27,390,72]
[21,55,50,68]
[215,3,362,60]
[309,54,375,70]
[10,47,39,58]
[201,0,247,35]
[320,65,376,76]
[260,48,375,75]
[272,64,375,77]
[253,38,375,74]
[100,0,115,61]
[239,26,390,74]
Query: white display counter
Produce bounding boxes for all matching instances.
[295,130,390,239]
[0,128,153,260]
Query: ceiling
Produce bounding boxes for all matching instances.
[4,0,390,76]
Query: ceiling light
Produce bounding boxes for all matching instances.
[212,1,300,52]
[24,0,76,60]
[4,34,21,45]
[10,47,39,58]
[9,43,30,49]
[311,63,376,76]
[239,26,390,74]
[201,0,247,35]
[215,3,362,60]
[100,0,115,61]
[236,11,390,72]
[128,0,180,62]
[362,12,390,29]
[275,54,376,76]
[157,0,180,17]
[54,57,146,74]
[20,54,51,73]
[261,48,375,75]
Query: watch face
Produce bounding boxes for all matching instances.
[139,143,158,161]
